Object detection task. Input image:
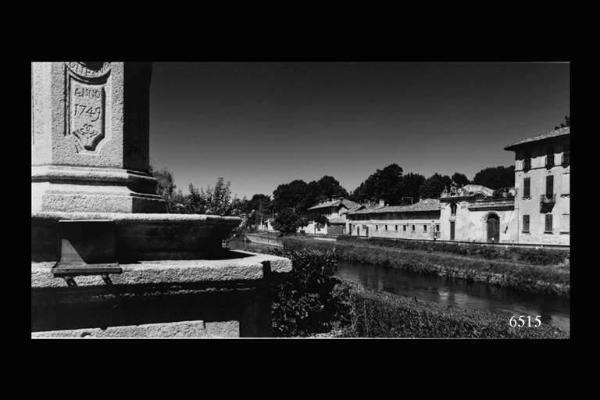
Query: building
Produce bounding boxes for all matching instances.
[505,126,570,245]
[346,199,442,239]
[301,198,360,235]
[439,184,518,243]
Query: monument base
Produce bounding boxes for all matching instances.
[31,165,167,214]
[31,251,292,338]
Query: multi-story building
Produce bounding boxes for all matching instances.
[504,126,570,245]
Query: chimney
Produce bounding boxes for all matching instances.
[379,199,385,207]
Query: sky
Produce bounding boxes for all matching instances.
[149,62,569,199]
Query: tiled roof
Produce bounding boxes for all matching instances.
[308,198,360,210]
[505,126,569,151]
[349,199,441,215]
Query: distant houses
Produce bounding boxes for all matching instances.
[300,198,360,235]
[303,126,570,246]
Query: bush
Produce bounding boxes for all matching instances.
[270,248,351,337]
[340,281,567,338]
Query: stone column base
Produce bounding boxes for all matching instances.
[32,165,166,213]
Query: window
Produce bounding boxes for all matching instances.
[403,225,407,232]
[412,225,415,232]
[546,147,555,168]
[450,203,457,216]
[523,177,531,198]
[544,214,553,233]
[395,225,398,231]
[436,224,440,232]
[546,175,554,197]
[385,225,388,231]
[562,150,570,166]
[423,225,427,232]
[375,225,378,231]
[523,152,531,171]
[522,215,530,233]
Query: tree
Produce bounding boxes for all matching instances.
[472,165,515,190]
[352,164,405,205]
[451,172,470,187]
[272,180,310,212]
[401,172,426,203]
[150,166,179,212]
[554,115,570,130]
[272,208,308,235]
[419,173,451,199]
[272,176,349,215]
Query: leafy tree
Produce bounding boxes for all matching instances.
[451,172,470,187]
[401,172,426,203]
[554,115,570,130]
[472,165,515,190]
[272,180,310,212]
[352,164,405,205]
[150,166,181,212]
[272,176,349,216]
[419,173,452,199]
[272,208,308,235]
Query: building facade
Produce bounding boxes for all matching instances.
[505,127,570,245]
[346,199,442,240]
[300,198,360,235]
[439,185,518,243]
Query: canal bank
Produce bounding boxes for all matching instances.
[282,237,570,297]
[227,237,570,335]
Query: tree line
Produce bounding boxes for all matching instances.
[151,162,515,234]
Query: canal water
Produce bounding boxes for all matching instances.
[227,238,570,334]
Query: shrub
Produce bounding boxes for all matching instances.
[270,248,351,337]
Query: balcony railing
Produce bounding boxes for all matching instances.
[540,194,556,205]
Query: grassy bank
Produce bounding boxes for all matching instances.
[336,280,567,338]
[337,235,569,266]
[281,236,570,297]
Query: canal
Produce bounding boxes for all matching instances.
[227,238,570,334]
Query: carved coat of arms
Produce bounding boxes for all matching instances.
[66,62,111,153]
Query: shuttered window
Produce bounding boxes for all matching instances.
[523,177,530,198]
[545,214,553,233]
[546,175,554,197]
[522,215,530,233]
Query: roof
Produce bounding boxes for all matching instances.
[505,126,570,151]
[307,198,360,211]
[348,199,441,215]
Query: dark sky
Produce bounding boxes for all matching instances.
[149,62,569,199]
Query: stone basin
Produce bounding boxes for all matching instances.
[32,212,242,262]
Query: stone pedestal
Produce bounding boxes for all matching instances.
[31,251,292,338]
[31,62,165,213]
[31,62,291,338]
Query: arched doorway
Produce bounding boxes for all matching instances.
[487,213,500,243]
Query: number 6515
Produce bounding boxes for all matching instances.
[509,315,542,328]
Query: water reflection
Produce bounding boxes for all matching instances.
[228,239,570,334]
[337,260,570,334]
